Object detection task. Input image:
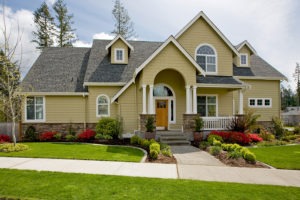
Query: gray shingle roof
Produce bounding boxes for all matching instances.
[84,40,162,83]
[22,47,90,92]
[233,55,286,78]
[197,75,242,85]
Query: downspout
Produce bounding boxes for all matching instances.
[83,93,86,130]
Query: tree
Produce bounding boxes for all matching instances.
[53,0,76,47]
[281,85,297,110]
[0,5,23,145]
[111,0,136,39]
[32,2,56,49]
[293,63,300,106]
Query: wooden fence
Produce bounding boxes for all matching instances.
[0,122,21,141]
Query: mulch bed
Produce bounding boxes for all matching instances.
[146,154,177,164]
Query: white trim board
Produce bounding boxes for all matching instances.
[105,34,134,51]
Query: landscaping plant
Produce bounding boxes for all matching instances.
[39,132,57,141]
[24,126,38,141]
[228,109,260,132]
[0,134,11,143]
[271,116,286,139]
[96,117,121,140]
[0,143,28,152]
[77,129,96,141]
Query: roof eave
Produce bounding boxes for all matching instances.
[105,34,134,51]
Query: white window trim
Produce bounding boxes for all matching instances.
[114,48,125,63]
[195,43,218,74]
[248,98,272,108]
[240,53,248,66]
[96,94,110,117]
[197,94,218,117]
[24,96,46,123]
[153,84,176,124]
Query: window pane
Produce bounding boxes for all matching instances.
[153,86,173,97]
[241,55,247,64]
[207,96,216,104]
[207,56,215,64]
[249,99,255,106]
[207,64,216,72]
[197,45,214,55]
[257,99,263,106]
[197,105,206,116]
[98,96,108,104]
[265,99,270,106]
[36,97,43,104]
[197,96,206,104]
[196,56,206,70]
[35,105,43,120]
[26,105,35,120]
[98,105,108,115]
[207,105,216,116]
[26,97,34,105]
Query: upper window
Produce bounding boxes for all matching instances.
[240,54,248,66]
[115,48,124,62]
[196,45,217,73]
[26,96,45,122]
[97,95,110,117]
[248,98,272,108]
[197,95,217,117]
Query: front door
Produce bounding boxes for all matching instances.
[156,100,168,130]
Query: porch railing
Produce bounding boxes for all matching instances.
[202,117,233,130]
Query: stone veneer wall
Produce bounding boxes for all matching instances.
[183,114,199,140]
[22,123,97,135]
[139,114,156,132]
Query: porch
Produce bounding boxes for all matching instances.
[202,117,233,130]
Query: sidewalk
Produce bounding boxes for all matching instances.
[1,156,300,187]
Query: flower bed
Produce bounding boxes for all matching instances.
[209,131,262,145]
[0,134,11,143]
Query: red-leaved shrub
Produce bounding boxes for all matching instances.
[0,134,11,143]
[248,133,263,143]
[40,132,57,141]
[209,131,251,145]
[77,129,96,141]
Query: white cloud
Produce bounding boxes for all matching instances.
[72,40,91,47]
[0,6,40,78]
[46,0,57,6]
[93,32,114,40]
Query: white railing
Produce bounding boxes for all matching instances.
[202,117,233,130]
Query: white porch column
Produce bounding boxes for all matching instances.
[192,85,197,114]
[142,84,147,114]
[185,85,191,114]
[149,84,154,114]
[238,89,244,114]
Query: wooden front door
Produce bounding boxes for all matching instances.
[156,100,168,129]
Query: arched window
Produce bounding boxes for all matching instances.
[196,44,217,73]
[153,85,173,97]
[97,95,110,117]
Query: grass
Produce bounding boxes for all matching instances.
[249,144,300,169]
[0,142,144,162]
[0,169,299,200]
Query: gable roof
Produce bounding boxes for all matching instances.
[105,34,134,51]
[235,40,257,55]
[175,11,239,56]
[22,47,90,93]
[135,35,206,76]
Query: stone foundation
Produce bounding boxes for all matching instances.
[139,114,156,132]
[22,123,97,136]
[183,114,199,140]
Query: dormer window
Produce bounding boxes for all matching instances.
[240,54,248,66]
[196,44,217,73]
[115,48,124,62]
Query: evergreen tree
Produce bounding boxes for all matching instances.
[111,0,136,39]
[32,2,56,49]
[53,0,76,47]
[293,63,300,106]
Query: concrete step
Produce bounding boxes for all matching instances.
[160,135,187,140]
[160,140,190,146]
[158,131,190,146]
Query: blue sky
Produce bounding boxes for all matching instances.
[2,0,300,90]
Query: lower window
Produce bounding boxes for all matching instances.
[26,96,44,121]
[197,96,217,117]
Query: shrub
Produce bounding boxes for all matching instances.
[141,139,151,150]
[24,126,38,141]
[228,150,243,159]
[210,131,250,145]
[65,134,77,142]
[130,135,142,145]
[244,151,256,163]
[259,128,275,141]
[77,129,96,141]
[195,116,204,132]
[145,116,155,132]
[40,132,56,141]
[212,138,222,146]
[248,133,263,143]
[149,150,159,159]
[96,117,121,140]
[271,117,286,139]
[53,133,62,140]
[0,134,11,143]
[95,134,112,140]
[294,126,300,134]
[207,134,223,145]
[209,146,222,156]
[0,143,29,152]
[149,142,160,160]
[161,145,172,157]
[199,141,210,150]
[228,110,260,132]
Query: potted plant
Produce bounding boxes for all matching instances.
[194,116,204,142]
[145,116,156,139]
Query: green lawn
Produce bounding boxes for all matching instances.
[0,142,144,162]
[249,144,300,170]
[0,169,299,200]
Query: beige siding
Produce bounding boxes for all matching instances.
[111,39,129,64]
[235,80,281,121]
[141,42,196,85]
[177,17,233,76]
[197,88,233,116]
[46,96,86,123]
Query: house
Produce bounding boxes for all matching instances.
[21,11,286,138]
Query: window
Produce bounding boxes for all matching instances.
[196,45,217,73]
[248,98,272,108]
[197,95,217,117]
[97,95,110,117]
[115,49,124,62]
[26,96,45,121]
[240,54,248,66]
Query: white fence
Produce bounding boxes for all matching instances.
[202,117,233,130]
[0,122,20,141]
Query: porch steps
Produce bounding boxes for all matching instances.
[157,131,190,146]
